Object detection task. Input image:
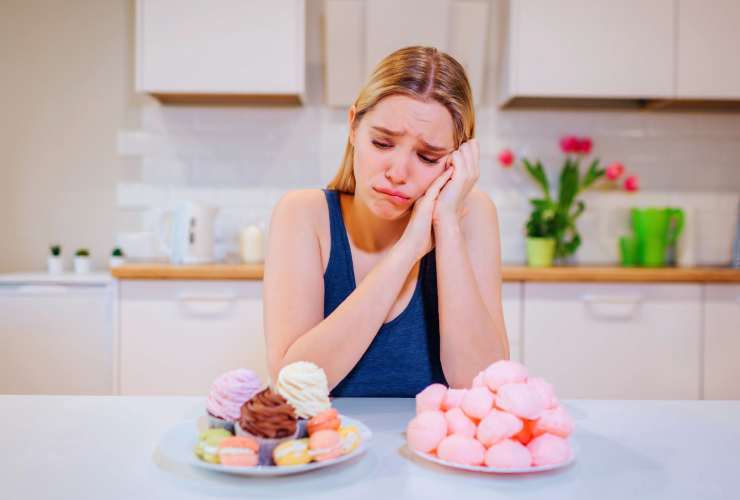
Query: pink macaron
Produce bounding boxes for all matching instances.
[436,434,485,466]
[416,384,447,414]
[460,387,494,420]
[441,388,467,411]
[476,409,524,446]
[532,406,574,438]
[309,429,343,461]
[484,438,532,469]
[444,408,477,438]
[527,377,557,409]
[527,433,572,466]
[483,360,528,391]
[495,382,546,420]
[406,410,447,453]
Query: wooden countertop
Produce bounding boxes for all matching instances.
[111,263,740,283]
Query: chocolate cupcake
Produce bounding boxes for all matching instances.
[236,388,298,465]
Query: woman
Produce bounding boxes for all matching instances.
[263,46,509,397]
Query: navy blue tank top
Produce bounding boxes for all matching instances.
[323,189,447,397]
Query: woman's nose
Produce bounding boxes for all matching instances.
[385,152,412,184]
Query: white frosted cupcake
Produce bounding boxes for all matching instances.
[276,361,332,437]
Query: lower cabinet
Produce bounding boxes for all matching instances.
[703,285,740,399]
[119,280,268,395]
[523,283,702,399]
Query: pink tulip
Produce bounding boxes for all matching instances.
[559,136,580,154]
[498,149,515,168]
[577,137,593,155]
[624,175,640,192]
[605,162,625,181]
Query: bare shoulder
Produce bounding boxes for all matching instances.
[462,188,499,234]
[273,189,326,219]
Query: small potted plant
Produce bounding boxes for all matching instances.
[109,247,125,268]
[48,244,63,274]
[74,248,92,274]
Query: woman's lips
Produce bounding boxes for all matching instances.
[373,186,411,203]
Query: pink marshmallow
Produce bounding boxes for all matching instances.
[415,383,447,414]
[436,434,485,466]
[496,382,546,420]
[532,406,574,438]
[406,410,447,453]
[471,371,486,388]
[476,409,523,446]
[441,388,467,411]
[527,433,572,466]
[461,387,495,420]
[527,377,557,409]
[484,439,532,469]
[483,360,528,391]
[444,408,477,438]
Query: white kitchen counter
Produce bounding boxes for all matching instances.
[0,271,113,285]
[2,396,738,499]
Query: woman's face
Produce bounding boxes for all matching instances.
[350,95,455,220]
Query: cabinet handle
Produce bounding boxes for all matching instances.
[176,292,238,317]
[580,294,643,320]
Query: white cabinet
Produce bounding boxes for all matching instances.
[119,280,268,395]
[502,283,522,362]
[523,283,701,399]
[703,285,740,399]
[135,0,305,102]
[676,0,740,99]
[501,0,674,102]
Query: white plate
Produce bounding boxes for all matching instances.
[158,415,373,477]
[411,444,575,474]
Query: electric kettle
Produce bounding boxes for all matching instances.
[157,202,219,264]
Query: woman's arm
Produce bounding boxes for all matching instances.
[434,190,510,387]
[263,176,450,388]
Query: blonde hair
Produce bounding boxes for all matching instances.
[327,46,475,194]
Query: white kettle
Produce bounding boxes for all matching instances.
[157,202,219,264]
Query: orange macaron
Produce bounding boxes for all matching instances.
[217,436,260,467]
[307,408,341,435]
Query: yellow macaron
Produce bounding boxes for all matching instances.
[273,438,312,466]
[338,425,362,454]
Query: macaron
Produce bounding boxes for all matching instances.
[476,409,523,446]
[406,410,447,453]
[460,387,494,420]
[483,360,528,391]
[484,439,532,469]
[307,408,341,435]
[218,436,259,467]
[416,383,447,413]
[309,429,342,461]
[436,434,485,466]
[273,438,312,466]
[532,406,574,438]
[444,408,477,438]
[527,433,571,466]
[195,428,232,464]
[495,382,546,420]
[338,425,362,455]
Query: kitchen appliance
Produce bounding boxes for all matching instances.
[0,273,114,394]
[158,202,219,264]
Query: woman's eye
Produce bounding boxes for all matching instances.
[372,140,392,149]
[418,154,441,165]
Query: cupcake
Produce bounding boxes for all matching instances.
[276,361,332,436]
[236,387,298,465]
[206,368,261,432]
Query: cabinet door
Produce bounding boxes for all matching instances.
[676,0,740,99]
[508,0,674,98]
[704,285,740,399]
[136,0,305,94]
[523,283,701,399]
[502,283,522,362]
[119,281,268,395]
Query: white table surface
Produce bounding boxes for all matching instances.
[2,396,738,499]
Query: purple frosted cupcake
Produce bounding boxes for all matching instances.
[206,369,262,432]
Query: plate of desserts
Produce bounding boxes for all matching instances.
[157,362,372,477]
[405,360,576,474]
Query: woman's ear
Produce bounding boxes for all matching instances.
[348,105,357,146]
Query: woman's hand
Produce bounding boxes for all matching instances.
[433,139,480,226]
[398,167,454,261]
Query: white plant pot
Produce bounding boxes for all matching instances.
[47,256,64,274]
[109,256,125,268]
[73,256,92,274]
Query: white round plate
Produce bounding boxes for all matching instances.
[411,444,575,474]
[158,415,372,477]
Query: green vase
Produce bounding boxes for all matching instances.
[526,237,556,267]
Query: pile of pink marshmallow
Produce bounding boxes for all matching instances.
[406,360,573,469]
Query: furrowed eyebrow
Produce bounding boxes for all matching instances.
[371,126,448,153]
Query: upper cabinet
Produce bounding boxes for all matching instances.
[325,0,490,107]
[500,0,674,105]
[135,0,305,104]
[676,0,740,100]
